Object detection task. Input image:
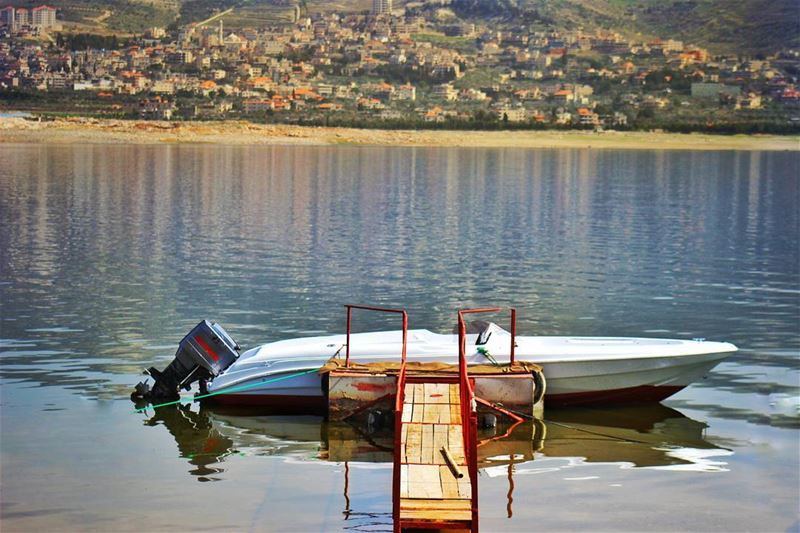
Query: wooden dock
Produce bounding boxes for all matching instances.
[397,379,475,529]
[329,304,541,533]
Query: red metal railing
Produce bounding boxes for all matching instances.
[389,306,516,532]
[457,306,517,530]
[510,308,516,364]
[457,308,485,530]
[342,305,408,533]
[464,307,517,364]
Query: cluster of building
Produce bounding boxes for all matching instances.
[1,3,798,128]
[0,5,58,34]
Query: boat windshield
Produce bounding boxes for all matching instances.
[450,320,508,345]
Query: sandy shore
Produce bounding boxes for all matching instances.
[1,117,798,150]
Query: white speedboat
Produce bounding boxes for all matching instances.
[203,322,736,409]
[133,313,736,410]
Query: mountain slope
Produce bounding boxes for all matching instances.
[626,0,800,55]
[453,0,799,54]
[17,0,799,54]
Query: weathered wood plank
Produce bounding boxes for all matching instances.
[446,426,465,463]
[424,403,449,424]
[406,423,422,463]
[438,404,451,424]
[428,383,448,404]
[400,464,408,498]
[448,426,462,450]
[422,404,436,424]
[421,424,435,464]
[423,382,434,402]
[439,466,471,501]
[457,476,471,499]
[433,425,448,465]
[411,401,423,423]
[414,383,424,404]
[406,464,442,499]
[420,422,432,449]
[450,447,465,464]
[404,383,415,401]
[439,466,461,499]
[449,383,459,405]
[399,509,472,521]
[399,498,471,511]
[450,403,460,422]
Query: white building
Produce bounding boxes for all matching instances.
[0,7,14,28]
[497,107,527,123]
[1,6,31,30]
[16,7,28,28]
[31,5,57,30]
[432,83,457,101]
[372,0,392,15]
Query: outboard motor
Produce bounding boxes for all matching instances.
[132,320,240,402]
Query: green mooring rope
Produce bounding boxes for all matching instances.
[133,367,320,413]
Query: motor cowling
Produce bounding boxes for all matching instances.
[132,320,240,401]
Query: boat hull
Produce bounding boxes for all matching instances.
[204,385,687,411]
[203,347,731,410]
[538,350,728,406]
[207,393,327,414]
[546,385,684,407]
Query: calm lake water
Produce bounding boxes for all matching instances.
[1,144,798,532]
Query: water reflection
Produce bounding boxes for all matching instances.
[541,405,729,470]
[3,144,796,531]
[1,145,797,426]
[142,403,730,485]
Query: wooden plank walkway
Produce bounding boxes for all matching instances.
[397,381,473,526]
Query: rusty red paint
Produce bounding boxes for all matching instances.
[353,382,392,392]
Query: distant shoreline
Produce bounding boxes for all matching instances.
[1,117,798,151]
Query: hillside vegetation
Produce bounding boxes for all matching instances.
[458,0,800,55]
[446,0,799,55]
[17,0,800,54]
[4,0,179,33]
[624,0,800,55]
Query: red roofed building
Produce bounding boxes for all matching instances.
[31,5,57,29]
[271,95,290,111]
[242,99,271,114]
[292,87,322,101]
[576,107,600,126]
[552,89,574,103]
[778,87,800,103]
[198,80,218,96]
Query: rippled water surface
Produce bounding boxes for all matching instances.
[1,144,798,531]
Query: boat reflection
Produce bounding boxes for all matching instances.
[142,403,730,482]
[144,404,236,482]
[540,404,730,469]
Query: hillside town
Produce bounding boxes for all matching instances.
[1,2,799,131]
